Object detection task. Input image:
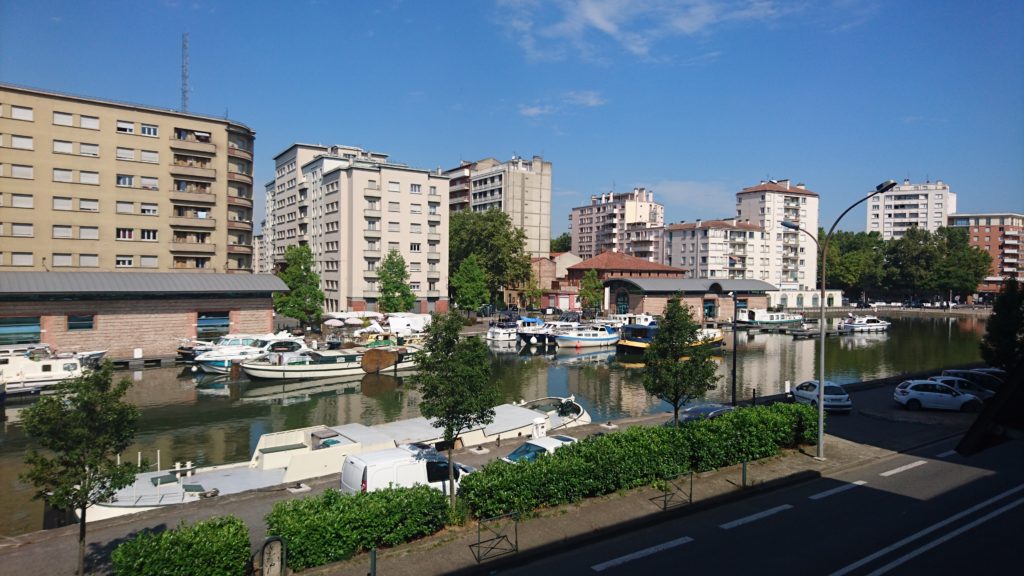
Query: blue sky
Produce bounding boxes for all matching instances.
[2,1,1022,236]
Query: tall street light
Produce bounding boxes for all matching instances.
[782,179,897,460]
[728,291,738,406]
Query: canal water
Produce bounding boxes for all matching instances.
[0,314,986,536]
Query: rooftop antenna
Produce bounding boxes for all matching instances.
[181,32,190,112]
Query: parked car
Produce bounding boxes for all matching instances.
[791,380,853,412]
[664,403,735,426]
[928,376,996,401]
[941,369,1004,391]
[893,380,981,412]
[971,367,1007,380]
[501,435,578,464]
[340,445,474,495]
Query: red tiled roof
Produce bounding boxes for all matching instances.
[738,180,819,197]
[666,219,763,232]
[568,251,683,273]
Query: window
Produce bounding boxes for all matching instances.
[11,106,33,121]
[52,196,72,210]
[410,242,421,253]
[410,262,421,272]
[79,171,99,185]
[79,199,99,211]
[388,201,400,212]
[388,221,400,232]
[410,183,421,194]
[12,223,33,237]
[388,181,400,193]
[116,120,134,134]
[52,253,73,267]
[140,203,158,215]
[10,135,33,149]
[410,282,421,291]
[67,314,95,330]
[141,229,158,241]
[388,242,400,252]
[117,174,134,187]
[80,115,99,130]
[53,111,73,126]
[53,168,72,182]
[140,255,158,268]
[140,124,158,137]
[52,225,72,239]
[11,253,33,266]
[0,316,40,345]
[410,223,422,234]
[53,140,73,154]
[79,143,99,157]
[140,176,158,190]
[12,164,33,179]
[140,150,158,163]
[116,147,135,160]
[366,260,377,271]
[429,186,437,196]
[11,194,32,208]
[116,228,133,240]
[410,203,422,214]
[115,255,133,267]
[116,201,134,214]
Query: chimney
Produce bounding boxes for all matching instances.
[696,218,702,228]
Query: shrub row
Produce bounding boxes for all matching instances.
[264,485,449,571]
[460,403,819,519]
[111,516,250,576]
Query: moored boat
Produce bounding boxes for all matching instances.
[553,325,620,348]
[616,325,724,355]
[736,308,804,326]
[0,354,85,392]
[193,333,308,374]
[838,314,891,333]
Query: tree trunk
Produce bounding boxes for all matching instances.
[674,406,680,428]
[447,445,456,508]
[78,505,86,576]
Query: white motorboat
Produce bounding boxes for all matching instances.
[736,308,804,326]
[838,314,891,333]
[603,313,657,329]
[240,346,421,380]
[553,325,620,348]
[0,344,107,368]
[486,315,542,343]
[0,354,85,392]
[176,333,265,362]
[193,333,308,374]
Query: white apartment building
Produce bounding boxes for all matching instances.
[445,155,551,257]
[867,179,956,240]
[665,219,769,280]
[267,144,449,313]
[735,179,820,291]
[569,187,665,261]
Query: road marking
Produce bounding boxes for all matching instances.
[809,480,867,500]
[879,460,927,477]
[865,496,1024,576]
[719,504,793,530]
[591,536,694,572]
[830,483,1024,576]
[935,449,957,458]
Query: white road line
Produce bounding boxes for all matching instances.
[879,460,927,477]
[830,483,1024,576]
[935,449,957,458]
[591,536,694,572]
[719,504,793,530]
[809,480,867,500]
[866,496,1024,576]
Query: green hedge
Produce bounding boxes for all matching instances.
[460,403,819,519]
[111,516,250,576]
[265,485,448,571]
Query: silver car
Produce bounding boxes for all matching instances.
[792,380,853,412]
[928,376,995,401]
[894,380,981,412]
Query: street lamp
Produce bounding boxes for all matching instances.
[781,179,897,460]
[728,291,738,406]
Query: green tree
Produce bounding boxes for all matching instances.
[450,209,532,301]
[273,245,324,326]
[550,232,572,253]
[450,254,489,311]
[642,296,721,427]
[825,230,886,302]
[578,269,604,312]
[410,313,499,506]
[932,227,992,301]
[522,271,544,309]
[378,250,417,313]
[20,362,142,575]
[980,278,1024,372]
[884,227,941,299]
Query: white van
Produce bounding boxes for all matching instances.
[339,445,473,495]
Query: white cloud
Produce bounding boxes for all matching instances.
[519,104,556,117]
[518,89,607,117]
[564,90,606,107]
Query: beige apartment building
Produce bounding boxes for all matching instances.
[868,179,956,240]
[666,218,769,280]
[0,84,256,273]
[735,179,820,291]
[568,187,665,261]
[267,144,449,313]
[445,155,551,257]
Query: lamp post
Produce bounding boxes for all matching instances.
[781,179,897,460]
[728,291,738,406]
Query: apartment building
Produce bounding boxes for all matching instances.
[0,84,256,273]
[266,144,449,313]
[665,218,769,281]
[445,155,551,257]
[948,212,1023,296]
[735,179,820,291]
[568,187,665,261]
[867,179,956,240]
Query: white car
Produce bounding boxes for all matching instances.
[894,380,981,412]
[501,435,578,464]
[928,376,995,401]
[791,380,853,412]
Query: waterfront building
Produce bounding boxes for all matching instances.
[602,278,775,321]
[735,179,820,291]
[765,289,844,310]
[568,187,665,261]
[0,83,256,273]
[947,212,1023,296]
[867,178,956,240]
[444,155,551,257]
[665,218,769,281]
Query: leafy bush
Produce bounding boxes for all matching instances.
[265,486,448,571]
[460,403,819,518]
[111,516,249,576]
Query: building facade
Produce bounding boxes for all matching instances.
[735,179,820,291]
[568,187,665,261]
[867,179,956,240]
[0,84,256,273]
[445,155,551,257]
[665,219,769,281]
[948,212,1023,295]
[266,144,449,313]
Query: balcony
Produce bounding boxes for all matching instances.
[427,232,441,242]
[363,289,380,298]
[364,248,382,258]
[364,228,381,238]
[1004,229,1020,236]
[227,195,253,208]
[427,213,441,222]
[170,190,216,204]
[169,242,216,254]
[364,208,382,218]
[363,269,379,279]
[427,251,441,260]
[227,145,253,161]
[427,290,440,298]
[227,219,252,231]
[1004,248,1019,255]
[227,244,253,254]
[228,171,253,185]
[427,270,441,280]
[1003,238,1019,246]
[363,186,381,198]
[170,138,215,155]
[170,217,216,229]
[170,164,216,179]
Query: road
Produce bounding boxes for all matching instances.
[500,435,1024,575]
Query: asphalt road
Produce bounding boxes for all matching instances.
[500,435,1024,575]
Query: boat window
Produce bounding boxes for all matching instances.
[64,363,78,372]
[0,316,41,346]
[426,460,449,483]
[197,311,231,339]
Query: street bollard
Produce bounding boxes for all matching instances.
[742,461,747,487]
[367,546,376,576]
